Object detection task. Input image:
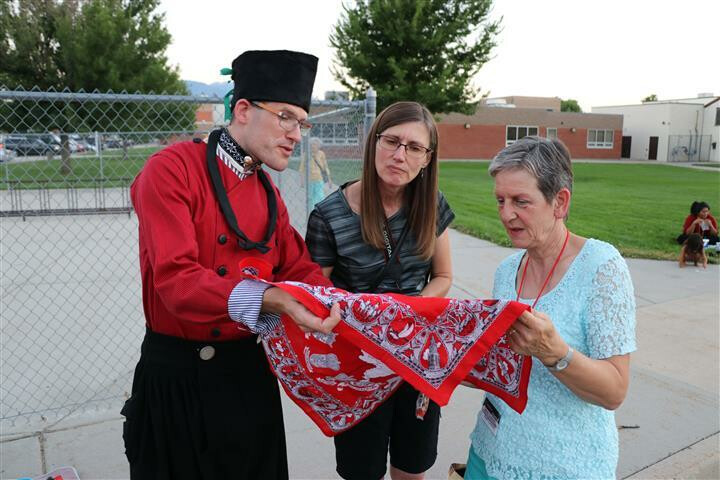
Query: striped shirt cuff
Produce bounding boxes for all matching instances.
[228,279,281,335]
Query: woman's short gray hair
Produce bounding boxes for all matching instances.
[309,137,322,147]
[488,136,573,202]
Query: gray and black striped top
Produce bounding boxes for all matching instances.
[305,183,455,296]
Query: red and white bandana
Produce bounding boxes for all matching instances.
[240,260,532,436]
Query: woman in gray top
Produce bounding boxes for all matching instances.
[306,101,454,480]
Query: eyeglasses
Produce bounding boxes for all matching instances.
[376,134,432,160]
[251,102,312,133]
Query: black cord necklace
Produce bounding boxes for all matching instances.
[206,128,277,253]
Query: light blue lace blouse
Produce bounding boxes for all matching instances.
[469,239,637,480]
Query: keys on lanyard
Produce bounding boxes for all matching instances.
[415,392,430,420]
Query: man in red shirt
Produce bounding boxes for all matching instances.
[122,50,340,480]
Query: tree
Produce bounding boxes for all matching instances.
[1,0,185,94]
[0,0,193,174]
[330,0,501,114]
[642,94,658,102]
[57,0,185,95]
[560,99,582,113]
[0,0,66,89]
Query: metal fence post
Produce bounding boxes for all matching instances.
[96,131,104,181]
[3,153,9,185]
[364,87,377,141]
[302,132,312,215]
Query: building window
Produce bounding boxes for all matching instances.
[587,129,614,148]
[506,125,539,146]
[547,128,558,139]
[316,122,359,145]
[715,108,719,126]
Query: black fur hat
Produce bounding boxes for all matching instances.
[230,50,318,113]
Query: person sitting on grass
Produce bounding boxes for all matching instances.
[677,201,718,245]
[679,233,708,269]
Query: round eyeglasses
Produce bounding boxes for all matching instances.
[252,102,312,133]
[376,134,432,160]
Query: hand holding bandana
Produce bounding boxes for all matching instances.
[240,258,532,436]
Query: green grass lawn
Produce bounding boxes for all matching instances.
[5,151,719,261]
[1,146,162,188]
[438,161,720,260]
[4,149,358,190]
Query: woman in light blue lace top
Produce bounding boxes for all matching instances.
[466,137,636,480]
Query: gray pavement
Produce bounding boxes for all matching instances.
[1,229,719,479]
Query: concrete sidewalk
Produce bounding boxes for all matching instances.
[1,229,718,479]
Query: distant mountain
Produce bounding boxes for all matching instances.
[185,80,232,99]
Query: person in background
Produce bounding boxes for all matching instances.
[678,233,708,268]
[466,136,636,480]
[677,201,718,245]
[305,101,455,480]
[299,136,332,206]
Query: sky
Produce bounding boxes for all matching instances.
[159,0,719,112]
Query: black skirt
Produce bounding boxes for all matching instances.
[121,329,288,480]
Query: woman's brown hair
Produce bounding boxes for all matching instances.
[360,101,439,260]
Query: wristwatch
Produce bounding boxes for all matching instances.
[546,347,574,371]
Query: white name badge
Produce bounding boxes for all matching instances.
[480,397,501,436]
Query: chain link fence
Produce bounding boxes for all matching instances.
[667,134,712,162]
[0,86,375,432]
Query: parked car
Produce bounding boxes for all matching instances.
[0,137,18,162]
[67,138,82,153]
[3,135,59,156]
[84,136,101,152]
[40,134,85,153]
[104,135,134,149]
[38,134,63,152]
[104,135,124,149]
[69,134,90,153]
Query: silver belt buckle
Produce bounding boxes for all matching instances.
[198,345,216,360]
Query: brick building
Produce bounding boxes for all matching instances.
[191,95,624,161]
[436,96,623,160]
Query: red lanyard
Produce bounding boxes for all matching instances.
[516,229,570,308]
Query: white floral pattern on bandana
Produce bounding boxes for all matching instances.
[256,280,531,436]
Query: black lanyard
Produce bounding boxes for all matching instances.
[367,218,409,293]
[381,218,400,261]
[206,129,277,253]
